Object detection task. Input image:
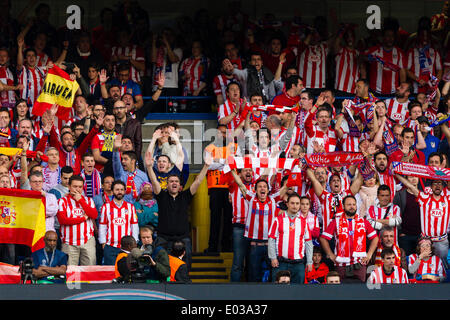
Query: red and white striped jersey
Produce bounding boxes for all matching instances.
[319,189,353,230]
[0,66,15,107]
[268,212,311,260]
[303,211,320,238]
[57,195,97,246]
[377,171,397,203]
[229,181,254,225]
[334,47,359,94]
[180,56,210,94]
[368,265,409,284]
[339,132,360,153]
[366,203,402,242]
[212,74,238,99]
[298,43,328,89]
[217,99,242,131]
[304,111,337,154]
[407,47,442,93]
[17,65,46,108]
[365,46,406,95]
[36,52,51,67]
[385,98,410,123]
[417,192,450,238]
[321,216,377,266]
[408,254,446,280]
[111,45,145,83]
[99,200,138,248]
[284,126,303,155]
[244,192,280,240]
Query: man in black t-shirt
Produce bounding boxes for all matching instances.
[146,148,211,270]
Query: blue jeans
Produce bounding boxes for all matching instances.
[272,260,306,284]
[248,242,269,282]
[102,245,121,265]
[230,226,249,282]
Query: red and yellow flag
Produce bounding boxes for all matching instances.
[32,65,79,120]
[0,189,46,252]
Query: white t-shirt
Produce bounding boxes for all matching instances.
[157,47,183,89]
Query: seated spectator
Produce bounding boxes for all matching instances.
[275,270,291,284]
[305,246,330,284]
[168,240,191,283]
[368,247,409,284]
[325,271,341,284]
[32,231,68,284]
[407,237,446,282]
[134,182,158,228]
[99,180,139,265]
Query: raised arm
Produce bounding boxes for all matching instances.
[169,130,185,172]
[394,174,419,197]
[145,131,161,195]
[349,171,364,195]
[306,167,324,197]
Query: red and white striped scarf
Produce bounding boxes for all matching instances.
[126,170,138,200]
[336,214,367,263]
[81,169,102,197]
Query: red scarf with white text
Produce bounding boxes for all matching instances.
[336,214,367,263]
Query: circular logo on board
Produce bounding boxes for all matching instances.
[64,289,185,300]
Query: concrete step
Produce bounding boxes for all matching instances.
[189,252,233,283]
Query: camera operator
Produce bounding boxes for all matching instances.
[114,227,170,283]
[31,231,68,283]
[138,226,170,282]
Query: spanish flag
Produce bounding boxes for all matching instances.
[32,65,79,120]
[0,189,46,252]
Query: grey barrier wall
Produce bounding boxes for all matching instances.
[0,283,448,300]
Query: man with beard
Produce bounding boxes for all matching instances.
[306,168,363,231]
[213,58,240,106]
[320,195,379,283]
[11,119,39,150]
[204,125,236,253]
[373,151,399,202]
[41,108,102,175]
[394,175,450,263]
[113,100,142,165]
[228,167,254,282]
[99,180,139,265]
[384,82,412,124]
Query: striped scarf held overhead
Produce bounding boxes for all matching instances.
[81,169,102,198]
[126,170,138,200]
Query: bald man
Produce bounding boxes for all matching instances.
[31,231,68,283]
